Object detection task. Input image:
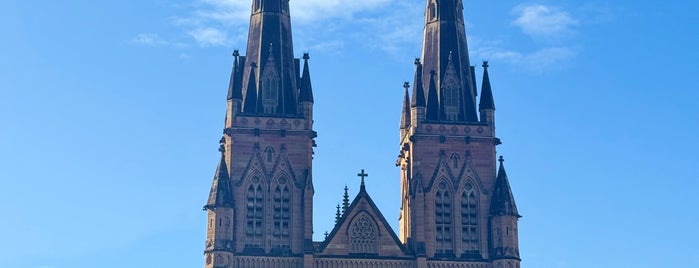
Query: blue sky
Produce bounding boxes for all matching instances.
[1,0,698,267]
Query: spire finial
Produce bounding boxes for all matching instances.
[233,49,239,57]
[414,58,421,65]
[483,60,489,69]
[335,203,341,224]
[499,155,504,164]
[342,185,350,213]
[303,52,310,60]
[404,82,410,90]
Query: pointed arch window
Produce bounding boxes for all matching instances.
[450,153,460,169]
[253,0,261,12]
[461,181,479,253]
[443,78,461,121]
[273,177,291,246]
[245,177,264,247]
[261,74,279,113]
[428,2,437,21]
[435,181,453,254]
[265,147,275,162]
[349,214,378,254]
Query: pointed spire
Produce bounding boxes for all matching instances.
[411,58,426,107]
[335,204,341,224]
[490,156,519,217]
[239,0,298,116]
[420,0,478,122]
[479,61,495,111]
[299,53,314,103]
[227,50,243,100]
[342,185,350,213]
[400,82,411,129]
[242,62,258,113]
[425,70,440,120]
[205,143,233,210]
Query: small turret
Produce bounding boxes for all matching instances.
[490,156,521,265]
[411,58,426,126]
[400,82,411,137]
[204,144,235,268]
[242,62,258,113]
[299,53,314,130]
[342,185,350,214]
[479,61,495,124]
[204,145,233,210]
[299,53,314,103]
[425,70,440,120]
[227,50,243,101]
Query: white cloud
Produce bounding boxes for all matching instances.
[131,33,169,47]
[176,0,401,49]
[188,27,229,47]
[512,4,579,39]
[475,44,578,72]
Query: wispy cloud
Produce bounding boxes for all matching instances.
[131,33,169,47]
[471,38,578,73]
[188,27,229,47]
[174,0,412,53]
[512,4,579,40]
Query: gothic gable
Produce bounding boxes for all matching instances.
[426,155,457,192]
[235,149,268,186]
[318,187,410,258]
[455,157,488,195]
[268,147,302,189]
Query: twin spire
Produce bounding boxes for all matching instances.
[408,0,495,123]
[226,0,313,116]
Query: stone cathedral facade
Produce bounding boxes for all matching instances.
[203,0,521,268]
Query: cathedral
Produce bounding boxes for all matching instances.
[203,0,521,267]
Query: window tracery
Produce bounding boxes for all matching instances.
[461,181,479,252]
[245,177,264,247]
[273,177,291,246]
[435,181,453,253]
[350,214,378,254]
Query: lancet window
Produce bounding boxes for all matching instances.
[245,178,264,247]
[265,147,275,162]
[435,181,453,253]
[261,73,279,113]
[461,181,479,252]
[273,177,291,246]
[443,78,461,121]
[428,2,437,21]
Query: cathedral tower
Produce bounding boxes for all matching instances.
[204,0,315,266]
[396,0,521,266]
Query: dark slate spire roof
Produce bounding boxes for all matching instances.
[479,61,495,111]
[298,53,314,103]
[239,0,298,116]
[411,58,426,108]
[419,0,478,122]
[242,62,258,113]
[400,82,411,129]
[205,146,233,210]
[426,70,440,120]
[227,50,243,101]
[490,156,520,217]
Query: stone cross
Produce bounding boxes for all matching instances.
[357,169,368,187]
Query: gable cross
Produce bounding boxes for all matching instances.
[357,169,369,187]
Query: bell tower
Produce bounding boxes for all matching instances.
[204,0,315,266]
[397,0,520,265]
